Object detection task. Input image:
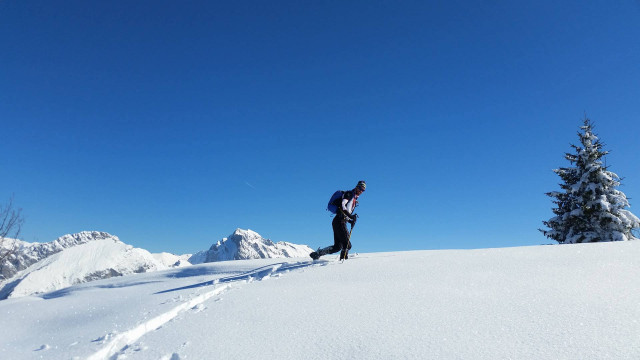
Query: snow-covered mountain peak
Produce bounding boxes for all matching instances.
[0,235,165,299]
[1,231,120,280]
[52,231,119,247]
[189,229,312,264]
[223,228,274,246]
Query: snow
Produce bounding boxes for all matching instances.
[189,228,313,263]
[152,252,192,268]
[1,229,312,300]
[1,241,639,359]
[1,231,118,280]
[0,239,164,299]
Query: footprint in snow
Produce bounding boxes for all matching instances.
[92,332,115,343]
[191,303,206,313]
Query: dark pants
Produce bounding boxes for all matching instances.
[318,215,351,256]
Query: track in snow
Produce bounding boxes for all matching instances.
[86,260,326,360]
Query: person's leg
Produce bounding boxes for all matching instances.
[310,217,344,259]
[318,216,344,255]
[336,218,350,260]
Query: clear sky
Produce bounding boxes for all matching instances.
[2,1,639,254]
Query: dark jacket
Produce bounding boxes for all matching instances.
[334,190,357,222]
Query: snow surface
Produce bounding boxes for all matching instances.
[1,242,639,359]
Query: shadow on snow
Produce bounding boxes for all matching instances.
[34,260,326,300]
[154,260,326,295]
[41,281,165,299]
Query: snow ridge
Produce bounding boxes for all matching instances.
[1,231,116,280]
[152,253,192,268]
[189,229,312,264]
[0,236,164,299]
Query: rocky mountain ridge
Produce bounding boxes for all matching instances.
[189,229,312,264]
[1,231,116,280]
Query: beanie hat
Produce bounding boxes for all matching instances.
[356,180,366,191]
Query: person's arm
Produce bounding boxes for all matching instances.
[337,198,356,222]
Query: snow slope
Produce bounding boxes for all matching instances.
[152,252,192,268]
[0,231,116,280]
[189,228,312,263]
[0,238,164,299]
[0,242,638,359]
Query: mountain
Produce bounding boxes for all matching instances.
[189,228,312,264]
[1,231,116,280]
[0,229,310,299]
[0,234,165,299]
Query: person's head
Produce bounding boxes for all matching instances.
[355,180,366,195]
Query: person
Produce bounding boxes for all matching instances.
[310,180,366,260]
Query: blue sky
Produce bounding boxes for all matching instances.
[2,1,639,254]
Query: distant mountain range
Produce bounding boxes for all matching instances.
[0,229,312,299]
[189,228,313,264]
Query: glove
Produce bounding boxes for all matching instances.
[349,214,358,225]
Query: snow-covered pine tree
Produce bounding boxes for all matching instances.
[541,118,640,243]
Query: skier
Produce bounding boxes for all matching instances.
[310,180,366,260]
